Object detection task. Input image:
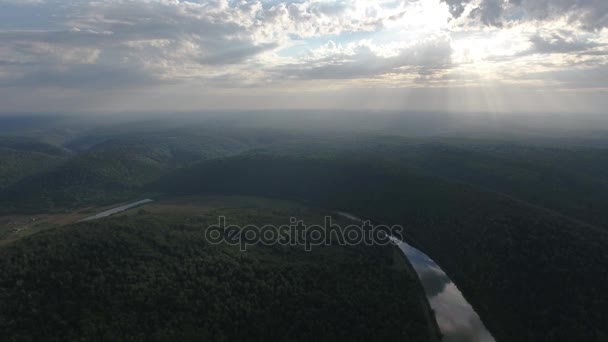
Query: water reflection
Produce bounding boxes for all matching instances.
[395,241,495,342]
[418,268,451,298]
[334,212,494,342]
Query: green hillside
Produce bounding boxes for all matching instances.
[0,207,438,342]
[0,133,255,213]
[155,153,608,342]
[0,147,63,190]
[258,136,608,228]
[0,137,69,191]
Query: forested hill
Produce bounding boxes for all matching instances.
[0,137,67,190]
[0,209,439,342]
[0,133,256,213]
[154,153,608,342]
[249,136,608,229]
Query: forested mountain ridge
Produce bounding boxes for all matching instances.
[154,153,608,342]
[0,132,260,213]
[0,137,69,191]
[253,136,608,228]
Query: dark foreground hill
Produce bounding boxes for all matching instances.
[155,153,608,342]
[0,208,439,342]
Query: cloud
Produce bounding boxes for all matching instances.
[517,0,608,30]
[0,0,425,89]
[443,0,468,18]
[0,0,607,113]
[272,37,453,80]
[530,33,598,54]
[443,0,608,30]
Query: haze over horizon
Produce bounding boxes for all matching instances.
[1,0,607,114]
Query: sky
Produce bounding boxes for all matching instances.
[0,0,607,114]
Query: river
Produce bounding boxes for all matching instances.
[335,212,495,342]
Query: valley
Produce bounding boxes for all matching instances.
[1,113,607,341]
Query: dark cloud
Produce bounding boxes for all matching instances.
[527,32,603,54]
[1,63,159,88]
[198,42,279,65]
[0,0,279,89]
[519,0,608,30]
[484,0,506,26]
[443,0,467,18]
[443,0,608,30]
